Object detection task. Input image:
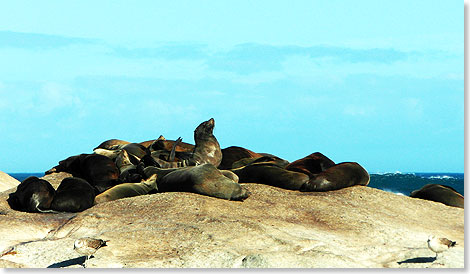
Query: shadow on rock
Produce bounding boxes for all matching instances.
[398,257,436,264]
[47,256,87,268]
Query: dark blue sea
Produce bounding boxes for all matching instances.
[368,172,464,196]
[9,173,45,183]
[8,172,464,196]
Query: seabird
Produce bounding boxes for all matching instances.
[427,235,456,259]
[74,237,108,267]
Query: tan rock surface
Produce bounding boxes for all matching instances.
[0,172,464,268]
[0,171,20,193]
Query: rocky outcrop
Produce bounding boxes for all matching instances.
[0,172,464,268]
[0,172,20,193]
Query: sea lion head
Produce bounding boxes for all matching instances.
[7,176,55,212]
[194,118,215,140]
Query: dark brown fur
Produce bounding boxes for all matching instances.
[7,176,56,213]
[45,154,120,193]
[191,118,223,168]
[145,164,248,200]
[285,152,335,178]
[410,184,464,208]
[150,139,195,153]
[121,143,148,160]
[94,139,130,150]
[300,162,369,192]
[219,146,264,170]
[232,163,309,190]
[231,155,289,169]
[51,177,96,212]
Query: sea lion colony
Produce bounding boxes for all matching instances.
[7,118,461,213]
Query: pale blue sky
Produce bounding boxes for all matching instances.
[0,0,463,173]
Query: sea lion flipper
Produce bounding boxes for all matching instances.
[168,137,182,162]
[142,174,158,191]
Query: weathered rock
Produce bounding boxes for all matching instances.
[0,171,20,193]
[0,172,464,268]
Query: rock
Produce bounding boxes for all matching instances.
[0,173,464,268]
[0,171,20,193]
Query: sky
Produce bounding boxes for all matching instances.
[0,0,463,173]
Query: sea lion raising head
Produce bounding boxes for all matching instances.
[191,118,223,168]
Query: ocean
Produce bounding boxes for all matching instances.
[7,172,464,196]
[368,172,464,196]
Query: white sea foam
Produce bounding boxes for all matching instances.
[372,171,415,176]
[429,175,455,180]
[382,189,406,196]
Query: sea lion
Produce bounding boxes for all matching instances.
[7,176,55,213]
[231,155,290,169]
[93,148,121,160]
[142,166,180,180]
[94,139,130,150]
[145,138,191,168]
[219,170,239,183]
[121,143,148,161]
[232,163,309,190]
[94,174,158,204]
[410,184,464,208]
[219,146,264,170]
[144,164,248,201]
[191,118,223,167]
[300,162,370,192]
[285,152,335,177]
[45,154,121,194]
[150,157,190,168]
[139,135,167,148]
[51,177,96,212]
[147,149,192,167]
[115,150,143,183]
[149,137,195,153]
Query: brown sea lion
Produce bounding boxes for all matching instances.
[94,174,157,204]
[219,170,239,183]
[121,143,148,161]
[115,149,135,172]
[45,154,121,194]
[410,184,464,208]
[190,118,223,168]
[285,152,335,177]
[144,164,248,201]
[232,163,310,190]
[231,155,290,169]
[94,139,130,150]
[300,162,370,192]
[150,138,195,153]
[219,146,264,170]
[145,137,191,168]
[151,157,190,168]
[7,176,56,213]
[115,150,143,183]
[139,135,166,148]
[51,177,96,212]
[93,148,121,160]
